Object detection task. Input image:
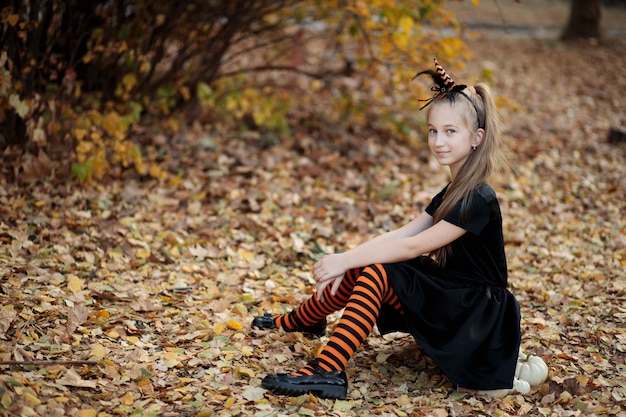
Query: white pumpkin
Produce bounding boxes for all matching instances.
[512,377,531,394]
[476,350,546,397]
[515,355,549,386]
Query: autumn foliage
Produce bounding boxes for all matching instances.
[1,0,465,183]
[0,0,626,415]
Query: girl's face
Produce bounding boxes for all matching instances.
[427,101,482,179]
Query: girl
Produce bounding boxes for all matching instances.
[252,59,522,400]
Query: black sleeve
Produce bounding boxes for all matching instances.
[442,192,490,235]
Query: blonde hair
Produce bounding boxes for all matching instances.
[428,83,504,266]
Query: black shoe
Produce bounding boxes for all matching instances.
[251,313,327,337]
[261,361,348,400]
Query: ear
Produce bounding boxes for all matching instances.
[472,128,485,148]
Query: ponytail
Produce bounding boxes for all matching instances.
[429,83,504,266]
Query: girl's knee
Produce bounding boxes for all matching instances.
[362,264,388,282]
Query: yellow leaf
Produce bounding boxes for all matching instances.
[1,391,12,408]
[121,392,134,405]
[106,330,120,339]
[6,14,19,27]
[82,51,93,64]
[23,392,41,407]
[393,31,409,48]
[381,41,393,54]
[133,158,146,175]
[163,351,178,361]
[126,336,139,344]
[102,112,123,138]
[398,15,413,33]
[213,322,226,335]
[138,379,154,395]
[180,86,190,101]
[225,96,237,112]
[576,375,589,386]
[122,73,137,92]
[90,343,107,360]
[67,276,84,294]
[139,61,151,74]
[92,155,108,180]
[238,249,256,263]
[149,163,162,178]
[227,320,243,331]
[77,409,97,417]
[136,249,151,259]
[252,109,267,126]
[236,366,255,378]
[224,397,236,408]
[354,0,370,17]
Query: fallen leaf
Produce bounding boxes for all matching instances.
[67,304,89,334]
[90,343,107,360]
[67,276,84,294]
[0,309,17,338]
[241,387,265,401]
[57,369,97,389]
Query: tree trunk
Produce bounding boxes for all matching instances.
[562,0,603,40]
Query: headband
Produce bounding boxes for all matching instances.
[412,58,484,129]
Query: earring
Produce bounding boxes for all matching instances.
[472,146,477,151]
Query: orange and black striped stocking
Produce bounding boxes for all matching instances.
[294,263,403,375]
[274,267,361,330]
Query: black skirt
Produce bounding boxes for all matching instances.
[376,257,521,390]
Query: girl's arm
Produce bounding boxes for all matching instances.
[313,218,466,286]
[344,219,465,268]
[344,211,434,250]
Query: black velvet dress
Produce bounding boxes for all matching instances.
[376,183,521,390]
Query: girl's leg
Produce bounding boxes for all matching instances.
[293,263,403,375]
[274,267,361,330]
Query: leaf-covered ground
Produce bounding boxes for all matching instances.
[1,7,626,417]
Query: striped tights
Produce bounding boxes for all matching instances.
[274,264,403,375]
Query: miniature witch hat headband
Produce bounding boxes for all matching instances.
[412,58,484,129]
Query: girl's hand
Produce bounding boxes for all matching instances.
[315,274,344,302]
[313,254,348,302]
[313,253,347,284]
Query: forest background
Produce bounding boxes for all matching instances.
[0,0,625,416]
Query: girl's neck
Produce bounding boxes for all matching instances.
[449,166,459,181]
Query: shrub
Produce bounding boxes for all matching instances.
[0,0,466,182]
